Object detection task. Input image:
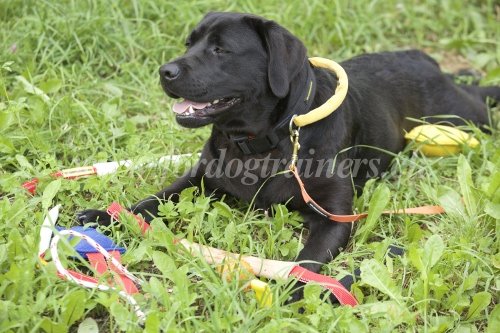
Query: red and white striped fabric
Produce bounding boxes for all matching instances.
[38,206,146,322]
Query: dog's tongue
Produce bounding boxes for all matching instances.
[172,99,209,114]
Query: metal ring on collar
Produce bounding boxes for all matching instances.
[289,114,300,136]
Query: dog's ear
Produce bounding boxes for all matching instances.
[246,17,307,98]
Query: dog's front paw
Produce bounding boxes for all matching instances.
[76,209,111,226]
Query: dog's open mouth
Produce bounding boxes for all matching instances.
[172,97,240,119]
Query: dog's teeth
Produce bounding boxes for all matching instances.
[213,99,219,104]
[188,105,195,114]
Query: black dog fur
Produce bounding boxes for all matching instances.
[78,12,499,294]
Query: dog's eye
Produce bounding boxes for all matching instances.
[212,46,225,55]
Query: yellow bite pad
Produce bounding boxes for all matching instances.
[249,279,272,308]
[405,124,479,157]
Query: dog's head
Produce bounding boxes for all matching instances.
[159,12,307,131]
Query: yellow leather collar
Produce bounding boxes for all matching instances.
[293,57,348,127]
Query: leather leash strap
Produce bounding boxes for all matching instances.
[107,202,151,234]
[289,266,358,306]
[291,167,445,223]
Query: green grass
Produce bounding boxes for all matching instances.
[0,0,499,332]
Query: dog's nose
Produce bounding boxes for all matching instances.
[159,63,180,80]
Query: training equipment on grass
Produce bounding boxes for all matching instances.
[38,206,146,321]
[107,202,358,307]
[22,154,195,194]
[39,202,359,323]
[38,205,277,323]
[405,124,480,157]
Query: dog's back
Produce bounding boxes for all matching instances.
[342,50,497,130]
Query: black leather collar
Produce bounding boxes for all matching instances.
[229,62,317,155]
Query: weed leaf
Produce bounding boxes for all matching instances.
[487,304,500,333]
[40,317,67,333]
[145,311,161,333]
[466,291,491,320]
[482,66,500,85]
[437,186,465,217]
[15,75,50,102]
[457,155,477,217]
[40,78,62,94]
[0,110,13,132]
[486,171,500,198]
[423,234,444,269]
[0,135,15,153]
[110,302,131,331]
[484,201,500,219]
[358,184,390,243]
[212,201,233,218]
[359,301,413,325]
[103,83,123,97]
[15,154,33,171]
[42,179,62,210]
[62,290,86,326]
[360,259,402,302]
[367,184,390,224]
[224,222,236,248]
[408,246,425,277]
[77,318,99,333]
[152,251,175,277]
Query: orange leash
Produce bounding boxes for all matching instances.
[290,168,445,223]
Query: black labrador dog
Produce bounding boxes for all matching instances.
[78,12,499,288]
